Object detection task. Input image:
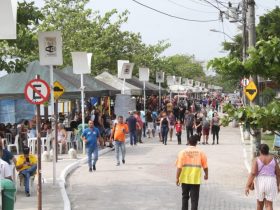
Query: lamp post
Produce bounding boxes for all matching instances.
[156,71,165,111]
[71,52,92,154]
[210,29,235,41]
[139,68,150,115]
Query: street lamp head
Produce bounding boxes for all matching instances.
[210,29,220,33]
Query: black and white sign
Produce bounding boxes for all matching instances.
[24,79,50,105]
[38,31,63,65]
[156,71,164,83]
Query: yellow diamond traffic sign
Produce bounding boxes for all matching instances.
[244,81,257,102]
[53,81,65,100]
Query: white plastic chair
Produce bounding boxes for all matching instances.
[5,133,13,145]
[7,134,19,154]
[27,137,37,154]
[66,131,73,151]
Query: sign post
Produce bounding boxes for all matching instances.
[139,68,150,114]
[53,81,65,161]
[71,52,92,154]
[156,71,164,111]
[24,75,50,210]
[241,77,250,105]
[38,31,63,185]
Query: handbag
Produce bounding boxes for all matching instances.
[249,160,265,191]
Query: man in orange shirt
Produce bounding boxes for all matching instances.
[176,134,208,210]
[110,116,129,166]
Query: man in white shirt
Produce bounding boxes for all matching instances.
[0,158,13,180]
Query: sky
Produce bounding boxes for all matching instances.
[16,0,280,65]
[36,0,279,62]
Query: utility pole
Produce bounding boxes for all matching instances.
[242,0,247,62]
[247,0,261,158]
[241,0,247,106]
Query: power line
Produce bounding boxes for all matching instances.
[186,0,215,8]
[166,0,217,14]
[214,0,230,9]
[130,0,219,22]
[215,0,227,42]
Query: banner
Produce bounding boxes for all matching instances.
[156,71,164,83]
[71,52,92,74]
[174,77,182,85]
[194,81,200,87]
[0,0,17,39]
[139,68,150,81]
[182,78,188,86]
[188,79,194,87]
[166,76,175,86]
[38,31,63,65]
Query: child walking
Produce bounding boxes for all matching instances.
[175,120,182,145]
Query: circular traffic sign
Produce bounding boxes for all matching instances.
[24,78,50,105]
[241,78,250,87]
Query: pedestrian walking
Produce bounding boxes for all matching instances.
[194,113,202,144]
[211,112,220,144]
[135,111,143,144]
[175,120,182,145]
[146,110,154,138]
[245,144,280,210]
[127,111,138,146]
[156,116,162,142]
[176,134,208,210]
[82,120,100,172]
[110,116,129,166]
[168,112,176,141]
[160,112,169,145]
[184,110,194,144]
[202,115,210,145]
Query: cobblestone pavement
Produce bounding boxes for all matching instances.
[67,126,280,210]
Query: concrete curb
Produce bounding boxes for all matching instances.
[59,147,113,210]
[239,125,251,173]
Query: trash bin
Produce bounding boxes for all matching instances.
[0,179,16,210]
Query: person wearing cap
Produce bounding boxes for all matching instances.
[16,146,37,197]
[176,134,208,210]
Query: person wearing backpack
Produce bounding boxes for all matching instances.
[184,110,194,145]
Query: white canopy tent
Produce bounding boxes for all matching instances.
[95,72,142,95]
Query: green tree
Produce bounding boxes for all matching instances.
[0,1,43,73]
[163,54,205,79]
[257,6,280,41]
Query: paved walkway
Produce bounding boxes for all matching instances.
[14,154,86,210]
[67,126,280,210]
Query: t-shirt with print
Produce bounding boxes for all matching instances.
[176,146,207,185]
[82,127,100,148]
[112,123,129,142]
